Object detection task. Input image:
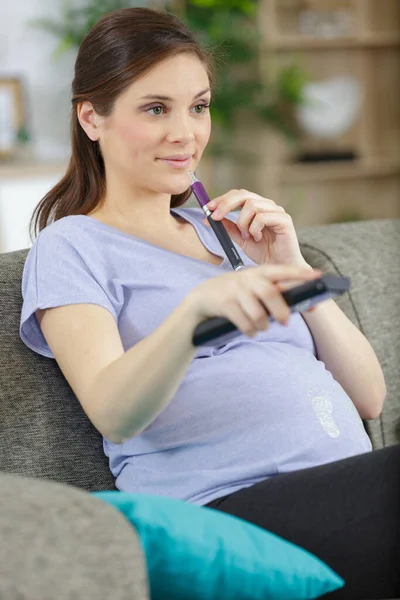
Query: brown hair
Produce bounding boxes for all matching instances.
[30,7,216,241]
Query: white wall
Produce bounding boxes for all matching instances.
[1,1,150,160]
[0,1,148,253]
[0,0,80,159]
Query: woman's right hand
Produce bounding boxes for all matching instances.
[185,264,322,338]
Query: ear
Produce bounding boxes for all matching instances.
[77,101,103,142]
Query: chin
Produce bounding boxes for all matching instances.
[159,175,193,196]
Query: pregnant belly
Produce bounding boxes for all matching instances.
[138,340,372,471]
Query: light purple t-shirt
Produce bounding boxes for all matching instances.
[20,207,372,505]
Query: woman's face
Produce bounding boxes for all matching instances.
[98,52,211,196]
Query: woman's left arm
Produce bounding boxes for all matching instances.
[204,189,387,420]
[301,293,386,420]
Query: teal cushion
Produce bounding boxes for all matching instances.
[93,491,344,600]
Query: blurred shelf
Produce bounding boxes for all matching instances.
[0,158,68,180]
[257,0,400,224]
[263,34,400,50]
[273,157,400,184]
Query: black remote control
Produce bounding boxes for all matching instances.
[192,274,350,347]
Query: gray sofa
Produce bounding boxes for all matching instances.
[0,218,399,600]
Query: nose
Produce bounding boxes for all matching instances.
[165,112,195,145]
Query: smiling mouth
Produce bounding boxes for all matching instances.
[158,156,193,169]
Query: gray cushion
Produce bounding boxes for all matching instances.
[0,471,149,600]
[297,218,400,448]
[0,249,116,491]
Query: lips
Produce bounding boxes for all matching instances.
[160,154,193,160]
[158,155,193,169]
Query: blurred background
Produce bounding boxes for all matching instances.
[0,0,399,253]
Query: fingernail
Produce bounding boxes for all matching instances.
[207,201,216,209]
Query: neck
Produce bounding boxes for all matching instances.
[94,175,185,235]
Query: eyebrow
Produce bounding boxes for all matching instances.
[138,88,211,102]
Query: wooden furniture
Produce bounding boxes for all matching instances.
[231,0,400,226]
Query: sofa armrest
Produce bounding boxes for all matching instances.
[298,218,400,449]
[0,472,149,600]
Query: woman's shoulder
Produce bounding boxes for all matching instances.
[32,214,106,249]
[34,214,87,241]
[25,215,105,272]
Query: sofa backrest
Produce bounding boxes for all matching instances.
[0,218,399,491]
[0,248,116,491]
[298,218,400,449]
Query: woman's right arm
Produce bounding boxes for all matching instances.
[37,264,320,444]
[87,296,204,443]
[37,296,202,444]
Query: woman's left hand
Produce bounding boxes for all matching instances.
[204,189,310,268]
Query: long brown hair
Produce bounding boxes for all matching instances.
[30,7,216,241]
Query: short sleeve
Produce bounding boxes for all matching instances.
[20,228,118,359]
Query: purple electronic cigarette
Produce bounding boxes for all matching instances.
[188,171,244,271]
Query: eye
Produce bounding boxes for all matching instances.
[147,105,165,116]
[192,103,210,114]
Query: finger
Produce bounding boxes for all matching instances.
[205,190,237,214]
[220,217,247,245]
[263,291,291,325]
[235,190,282,209]
[251,279,291,325]
[235,202,255,239]
[275,272,323,292]
[203,216,245,243]
[237,204,287,240]
[208,190,283,221]
[205,191,231,211]
[224,300,262,338]
[260,265,322,282]
[275,279,320,313]
[236,289,272,331]
[276,279,308,291]
[249,212,293,242]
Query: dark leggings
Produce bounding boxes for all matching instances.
[206,445,400,599]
